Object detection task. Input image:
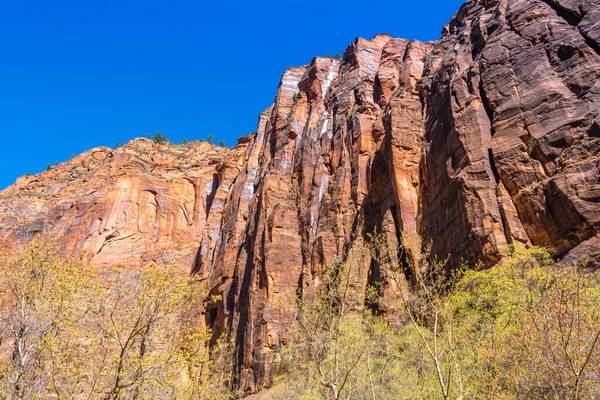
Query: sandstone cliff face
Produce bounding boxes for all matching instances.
[1,0,600,392]
[200,0,600,390]
[0,139,249,273]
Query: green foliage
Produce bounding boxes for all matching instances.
[265,239,600,400]
[153,131,170,144]
[207,133,214,144]
[334,52,342,60]
[45,161,59,171]
[449,246,600,399]
[3,236,600,399]
[0,240,232,399]
[525,137,537,155]
[275,247,403,399]
[0,238,95,399]
[219,140,226,147]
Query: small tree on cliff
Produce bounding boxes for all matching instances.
[207,133,214,144]
[153,131,170,144]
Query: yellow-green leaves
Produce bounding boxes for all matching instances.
[0,240,227,400]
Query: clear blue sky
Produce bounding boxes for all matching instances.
[1,0,465,190]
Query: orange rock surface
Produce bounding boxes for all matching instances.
[0,138,249,274]
[2,0,600,392]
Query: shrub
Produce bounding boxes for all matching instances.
[153,131,170,144]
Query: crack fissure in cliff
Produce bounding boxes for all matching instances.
[583,35,600,57]
[488,148,501,183]
[497,189,514,246]
[206,173,220,218]
[478,77,495,136]
[539,0,600,57]
[539,0,582,25]
[231,188,267,391]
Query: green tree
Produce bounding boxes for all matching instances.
[0,238,94,399]
[87,264,208,399]
[451,246,600,399]
[367,233,477,400]
[0,241,233,400]
[275,245,405,399]
[207,133,214,144]
[154,131,169,144]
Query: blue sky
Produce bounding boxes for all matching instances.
[1,0,464,190]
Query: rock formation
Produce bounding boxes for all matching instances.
[1,0,599,392]
[0,139,249,274]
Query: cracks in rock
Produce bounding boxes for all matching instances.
[488,148,501,184]
[589,120,600,138]
[488,148,518,246]
[205,173,220,218]
[520,124,554,178]
[539,0,582,26]
[497,196,514,246]
[538,0,600,57]
[179,204,190,227]
[582,33,600,58]
[191,245,203,275]
[495,37,524,110]
[94,231,135,258]
[232,189,264,391]
[504,1,596,120]
[478,73,496,136]
[148,192,161,247]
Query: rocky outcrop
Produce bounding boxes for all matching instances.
[0,139,249,273]
[1,0,599,393]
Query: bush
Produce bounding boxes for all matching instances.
[153,131,170,144]
[0,239,232,399]
[266,239,600,400]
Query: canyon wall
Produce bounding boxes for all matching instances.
[0,139,249,273]
[1,0,600,392]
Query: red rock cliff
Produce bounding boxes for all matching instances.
[1,0,600,392]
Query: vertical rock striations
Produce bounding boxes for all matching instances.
[1,0,599,392]
[199,0,600,389]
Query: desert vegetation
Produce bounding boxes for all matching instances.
[1,236,599,399]
[260,236,600,400]
[0,238,232,400]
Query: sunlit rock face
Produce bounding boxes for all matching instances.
[0,139,249,274]
[1,0,600,392]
